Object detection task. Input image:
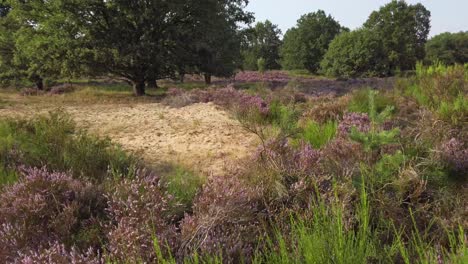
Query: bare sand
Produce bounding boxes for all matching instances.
[0,99,258,176]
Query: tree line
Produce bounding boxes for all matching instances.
[0,0,467,96]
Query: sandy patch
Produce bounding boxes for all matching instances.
[0,100,258,176]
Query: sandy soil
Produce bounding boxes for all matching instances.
[0,100,258,176]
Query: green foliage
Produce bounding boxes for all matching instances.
[350,127,400,152]
[426,32,468,65]
[280,10,346,73]
[321,29,390,78]
[0,111,137,184]
[350,90,399,152]
[301,120,337,149]
[256,182,375,264]
[348,88,396,115]
[437,94,468,126]
[268,101,300,135]
[161,165,205,216]
[405,63,468,125]
[364,0,431,73]
[257,58,266,73]
[374,151,406,181]
[6,0,253,94]
[241,20,282,71]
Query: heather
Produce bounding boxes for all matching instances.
[1,71,467,263]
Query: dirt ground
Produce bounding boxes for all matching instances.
[0,96,258,176]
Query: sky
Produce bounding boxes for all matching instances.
[246,0,468,37]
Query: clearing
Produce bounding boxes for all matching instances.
[0,93,258,176]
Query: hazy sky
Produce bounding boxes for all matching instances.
[247,0,468,37]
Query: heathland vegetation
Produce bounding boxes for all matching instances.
[0,0,467,263]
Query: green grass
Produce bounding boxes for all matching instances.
[0,111,138,185]
[256,181,375,264]
[348,88,396,115]
[159,164,205,216]
[300,120,337,148]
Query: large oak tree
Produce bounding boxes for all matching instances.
[6,0,252,95]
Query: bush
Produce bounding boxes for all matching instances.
[425,32,468,65]
[0,167,107,262]
[179,176,264,262]
[404,63,468,125]
[105,171,178,263]
[0,111,138,183]
[15,242,101,264]
[439,138,468,182]
[321,29,389,78]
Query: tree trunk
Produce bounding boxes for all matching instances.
[132,80,146,96]
[179,73,185,83]
[146,78,157,89]
[204,73,211,85]
[35,78,44,90]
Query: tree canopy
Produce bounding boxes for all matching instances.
[241,20,282,71]
[3,0,252,95]
[364,0,431,73]
[425,32,468,65]
[280,10,346,73]
[321,29,389,78]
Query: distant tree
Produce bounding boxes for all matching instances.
[192,0,253,84]
[241,20,282,71]
[280,10,346,73]
[280,28,304,70]
[425,32,468,65]
[364,0,431,73]
[0,2,23,87]
[321,29,389,78]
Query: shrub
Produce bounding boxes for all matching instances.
[321,29,389,78]
[20,88,45,96]
[105,171,178,263]
[425,32,468,65]
[338,112,371,138]
[0,167,107,262]
[440,138,468,182]
[320,139,364,179]
[15,242,101,264]
[179,176,264,262]
[405,63,468,125]
[48,83,75,95]
[302,95,349,124]
[437,94,468,126]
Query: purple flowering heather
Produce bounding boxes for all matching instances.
[0,167,107,262]
[16,242,101,264]
[234,71,291,83]
[238,93,270,115]
[440,138,468,178]
[105,171,178,263]
[179,176,263,262]
[338,112,371,137]
[255,139,320,176]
